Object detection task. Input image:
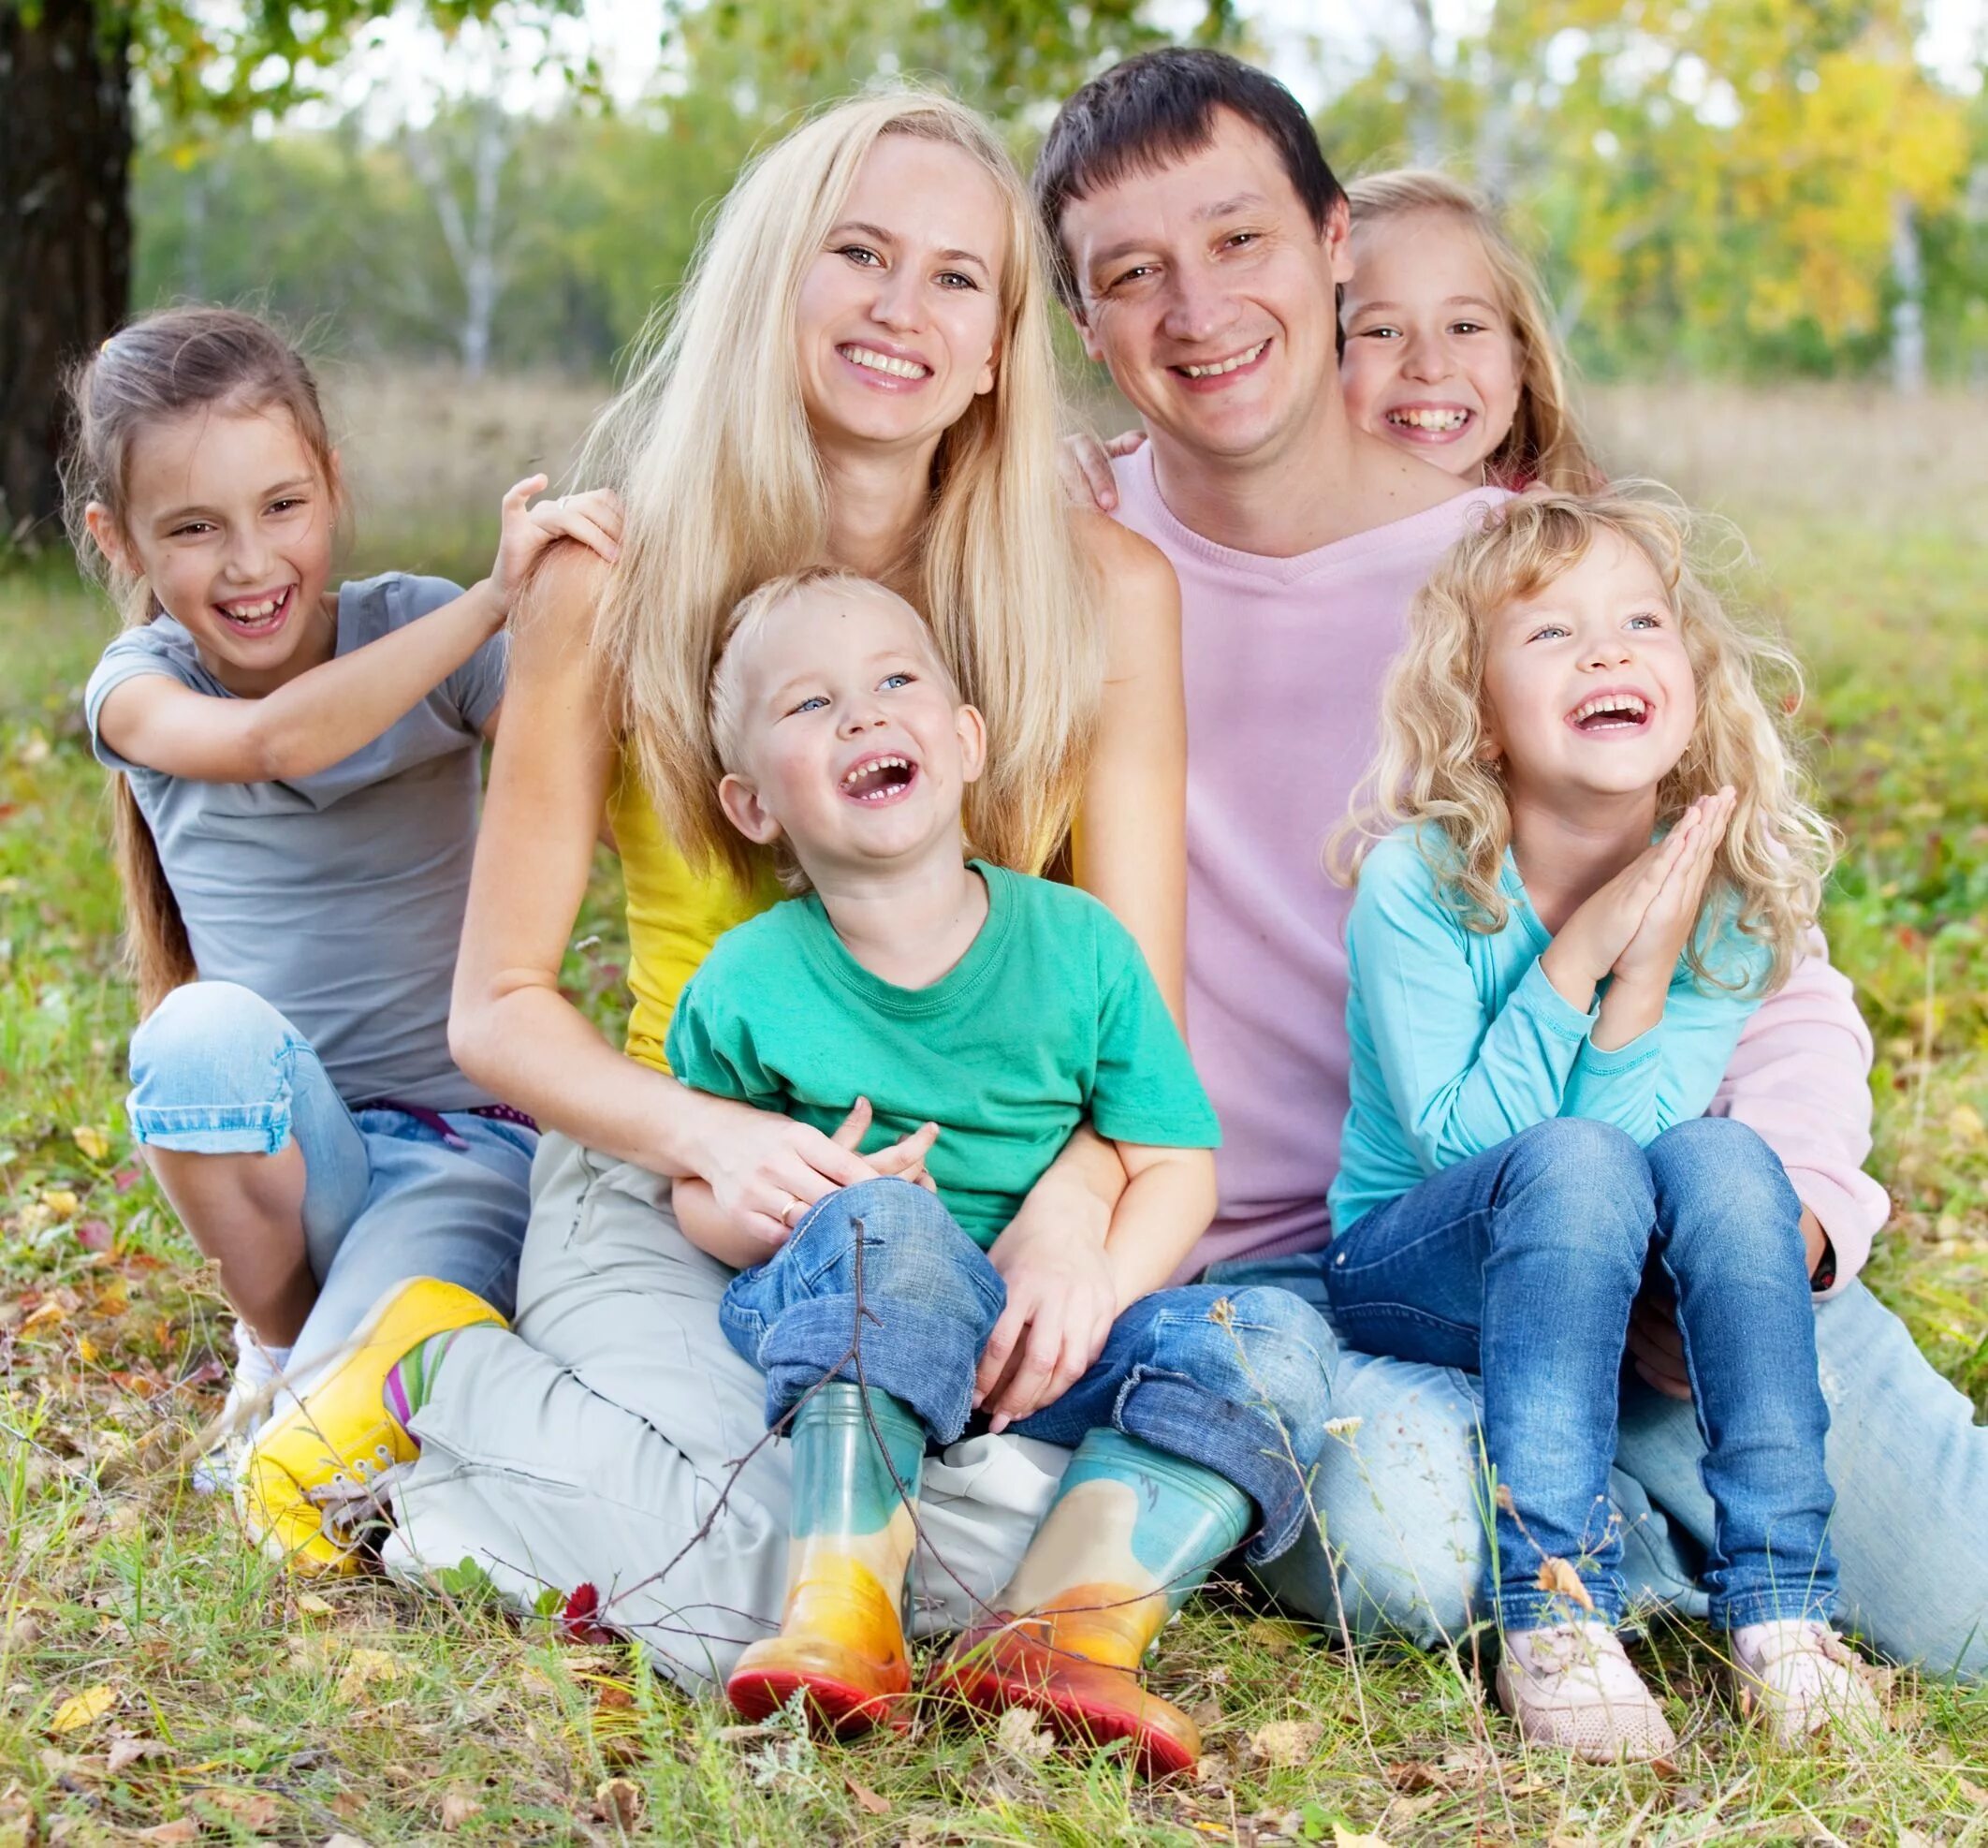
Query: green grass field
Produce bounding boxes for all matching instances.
[3,381,1986,1844]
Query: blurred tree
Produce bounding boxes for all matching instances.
[0,0,578,542]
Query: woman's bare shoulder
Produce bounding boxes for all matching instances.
[1068,505,1174,587]
[516,539,614,643]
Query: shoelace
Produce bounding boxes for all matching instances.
[304,1448,416,1547]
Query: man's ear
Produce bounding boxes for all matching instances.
[1323,194,1355,286]
[718,771,784,847]
[82,503,129,574]
[1071,304,1107,367]
[955,703,988,786]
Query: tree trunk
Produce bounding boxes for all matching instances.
[0,0,132,544]
[1890,190,1926,397]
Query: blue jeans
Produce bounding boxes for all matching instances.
[126,981,536,1393]
[1317,1116,1835,1632]
[718,1175,1329,1563]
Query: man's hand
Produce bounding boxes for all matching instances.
[974,1211,1118,1433]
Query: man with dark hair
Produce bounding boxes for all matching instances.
[1032,43,1987,1709]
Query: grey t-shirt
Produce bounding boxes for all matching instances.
[84,573,505,1110]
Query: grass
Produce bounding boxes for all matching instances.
[3,374,1986,1844]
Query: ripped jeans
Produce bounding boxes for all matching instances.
[717,1176,1329,1563]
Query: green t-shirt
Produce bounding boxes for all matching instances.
[665,861,1221,1248]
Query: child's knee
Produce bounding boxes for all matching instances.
[127,981,301,1152]
[791,1177,999,1314]
[1499,1118,1654,1254]
[1650,1118,1805,1267]
[1220,1285,1330,1448]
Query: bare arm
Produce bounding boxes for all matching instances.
[97,479,612,785]
[1102,1142,1220,1307]
[1068,510,1190,1022]
[99,581,505,785]
[447,545,871,1232]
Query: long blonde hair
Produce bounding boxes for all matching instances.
[60,308,343,1015]
[1337,487,1834,993]
[1347,170,1602,494]
[577,89,1101,888]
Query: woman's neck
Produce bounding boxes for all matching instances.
[811,844,987,990]
[817,437,939,583]
[1508,783,1659,934]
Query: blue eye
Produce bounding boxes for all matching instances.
[1528,623,1571,642]
[880,673,913,690]
[788,695,829,716]
[1627,613,1663,631]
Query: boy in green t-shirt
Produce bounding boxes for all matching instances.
[664,568,1325,1777]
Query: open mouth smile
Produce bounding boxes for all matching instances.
[1385,405,1474,439]
[1565,690,1654,735]
[838,344,932,387]
[213,585,296,638]
[1173,339,1269,384]
[839,753,919,803]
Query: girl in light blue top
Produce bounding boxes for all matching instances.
[1322,489,1880,1760]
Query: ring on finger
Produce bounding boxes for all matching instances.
[780,1195,806,1228]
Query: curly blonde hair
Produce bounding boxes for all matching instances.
[1335,486,1835,993]
[1347,169,1603,494]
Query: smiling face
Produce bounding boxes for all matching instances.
[1339,209,1523,479]
[92,402,337,694]
[794,133,1008,462]
[717,579,987,884]
[1058,110,1351,467]
[1479,531,1698,810]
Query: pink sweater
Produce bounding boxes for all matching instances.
[1110,447,1887,1293]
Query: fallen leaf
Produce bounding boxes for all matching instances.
[1248,1719,1323,1767]
[294,1593,335,1620]
[112,1164,142,1194]
[322,1836,374,1848]
[201,1787,281,1833]
[843,1776,891,1815]
[994,1704,1055,1762]
[20,1300,67,1338]
[1535,1557,1595,1610]
[107,1736,168,1774]
[1334,1828,1393,1848]
[50,1685,116,1733]
[592,1777,643,1830]
[1244,1616,1309,1657]
[136,1823,201,1844]
[40,1189,80,1220]
[561,1581,618,1645]
[1958,1776,1988,1806]
[75,1219,112,1253]
[335,1647,402,1699]
[439,1787,481,1829]
[1192,1751,1234,1787]
[72,1124,111,1162]
[1384,1760,1445,1793]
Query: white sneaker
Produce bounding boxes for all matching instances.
[1732,1621,1884,1745]
[1495,1621,1679,1763]
[190,1324,289,1496]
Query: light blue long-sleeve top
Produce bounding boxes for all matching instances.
[1329,826,1773,1231]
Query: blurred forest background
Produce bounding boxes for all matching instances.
[115,0,1988,389]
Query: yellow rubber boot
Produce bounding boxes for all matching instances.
[726,1385,924,1735]
[931,1430,1250,1779]
[234,1278,504,1576]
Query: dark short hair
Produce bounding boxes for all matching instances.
[1034,48,1345,310]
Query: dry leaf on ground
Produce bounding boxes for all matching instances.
[994,1704,1055,1761]
[135,1823,200,1845]
[106,1736,168,1774]
[439,1787,481,1829]
[50,1685,116,1734]
[1335,1829,1394,1848]
[200,1787,281,1833]
[336,1647,402,1699]
[592,1777,643,1830]
[1247,1719,1323,1767]
[843,1776,891,1815]
[1244,1616,1309,1657]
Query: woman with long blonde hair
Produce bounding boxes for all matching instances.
[1316,487,1877,1758]
[235,90,1197,1697]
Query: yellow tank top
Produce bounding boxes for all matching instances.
[607,754,782,1073]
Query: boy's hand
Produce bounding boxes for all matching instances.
[974,1215,1118,1432]
[829,1096,939,1192]
[490,477,621,614]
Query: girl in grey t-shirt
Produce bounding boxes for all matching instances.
[67,307,615,1494]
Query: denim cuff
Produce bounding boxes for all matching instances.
[1712,1585,1837,1631]
[1116,1373,1313,1565]
[758,1294,980,1444]
[125,1096,292,1156]
[1495,1569,1629,1634]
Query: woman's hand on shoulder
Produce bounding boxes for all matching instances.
[489,477,621,619]
[1057,427,1147,512]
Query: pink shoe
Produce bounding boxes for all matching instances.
[1495,1622,1678,1763]
[1732,1621,1884,1745]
